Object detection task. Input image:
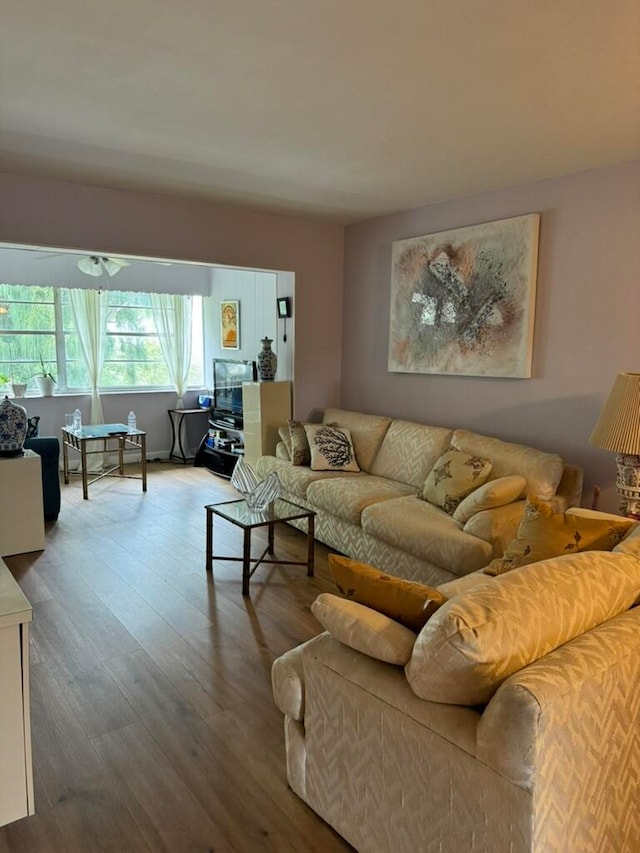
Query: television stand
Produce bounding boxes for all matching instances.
[194,412,244,479]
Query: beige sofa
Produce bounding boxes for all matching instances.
[272,518,640,852]
[255,408,583,587]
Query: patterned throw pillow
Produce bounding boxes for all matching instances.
[26,415,40,439]
[288,419,311,466]
[485,497,634,575]
[329,554,446,632]
[419,448,492,514]
[304,424,360,472]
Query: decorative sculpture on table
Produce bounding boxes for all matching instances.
[231,456,282,511]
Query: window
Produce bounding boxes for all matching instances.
[0,284,204,392]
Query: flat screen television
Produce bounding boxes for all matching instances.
[212,358,257,415]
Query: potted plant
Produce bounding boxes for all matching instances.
[0,372,10,394]
[33,357,57,396]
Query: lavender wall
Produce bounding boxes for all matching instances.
[343,161,640,511]
[0,172,344,421]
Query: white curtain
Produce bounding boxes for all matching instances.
[69,288,107,471]
[151,293,192,408]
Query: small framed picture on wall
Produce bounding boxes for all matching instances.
[220,300,240,350]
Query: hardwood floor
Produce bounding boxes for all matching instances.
[0,462,352,852]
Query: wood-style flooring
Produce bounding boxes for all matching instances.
[0,461,352,852]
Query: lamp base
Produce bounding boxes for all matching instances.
[615,453,640,519]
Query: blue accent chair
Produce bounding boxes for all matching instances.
[24,436,61,521]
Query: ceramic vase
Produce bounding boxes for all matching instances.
[0,396,27,456]
[257,337,277,381]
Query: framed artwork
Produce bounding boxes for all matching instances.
[220,300,240,350]
[388,214,540,378]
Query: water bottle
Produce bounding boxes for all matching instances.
[73,408,82,434]
[127,411,137,433]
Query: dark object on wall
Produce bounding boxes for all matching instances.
[277,297,292,342]
[277,297,291,318]
[24,436,61,521]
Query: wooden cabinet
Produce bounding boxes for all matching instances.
[0,451,45,557]
[242,381,292,466]
[0,558,34,827]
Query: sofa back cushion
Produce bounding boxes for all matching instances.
[450,429,564,501]
[323,408,392,472]
[370,420,453,488]
[405,550,640,706]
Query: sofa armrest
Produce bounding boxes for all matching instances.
[462,500,526,557]
[272,636,321,720]
[477,606,640,845]
[554,462,584,510]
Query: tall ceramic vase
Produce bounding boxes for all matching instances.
[0,396,27,456]
[257,337,277,381]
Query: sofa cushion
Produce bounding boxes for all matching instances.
[278,425,292,458]
[420,448,492,514]
[450,429,564,501]
[287,468,364,500]
[361,495,493,573]
[369,420,454,488]
[289,419,311,466]
[405,550,640,706]
[307,476,415,525]
[329,554,447,632]
[311,593,417,665]
[305,424,360,472]
[452,475,527,523]
[485,498,633,575]
[613,522,640,558]
[323,408,392,472]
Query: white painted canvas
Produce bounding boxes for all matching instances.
[388,214,540,378]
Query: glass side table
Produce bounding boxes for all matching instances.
[204,498,315,595]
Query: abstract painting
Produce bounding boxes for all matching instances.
[388,214,540,378]
[220,300,240,350]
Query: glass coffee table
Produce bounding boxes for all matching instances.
[205,498,315,595]
[62,423,147,500]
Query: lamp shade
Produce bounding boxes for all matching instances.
[589,372,640,455]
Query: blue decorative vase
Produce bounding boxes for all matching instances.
[257,337,277,381]
[0,396,27,456]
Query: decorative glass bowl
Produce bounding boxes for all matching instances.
[231,456,282,511]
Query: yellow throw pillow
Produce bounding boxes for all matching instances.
[329,554,446,632]
[304,424,360,472]
[419,448,492,514]
[485,497,634,575]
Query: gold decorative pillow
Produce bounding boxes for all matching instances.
[452,475,526,523]
[311,593,417,665]
[485,497,634,575]
[304,424,360,472]
[329,554,446,632]
[419,448,492,514]
[288,419,311,466]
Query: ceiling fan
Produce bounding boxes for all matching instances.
[36,252,172,277]
[77,256,130,277]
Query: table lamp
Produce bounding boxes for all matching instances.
[589,372,640,519]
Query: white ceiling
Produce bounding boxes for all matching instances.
[1,0,639,223]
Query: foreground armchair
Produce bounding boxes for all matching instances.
[272,519,640,852]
